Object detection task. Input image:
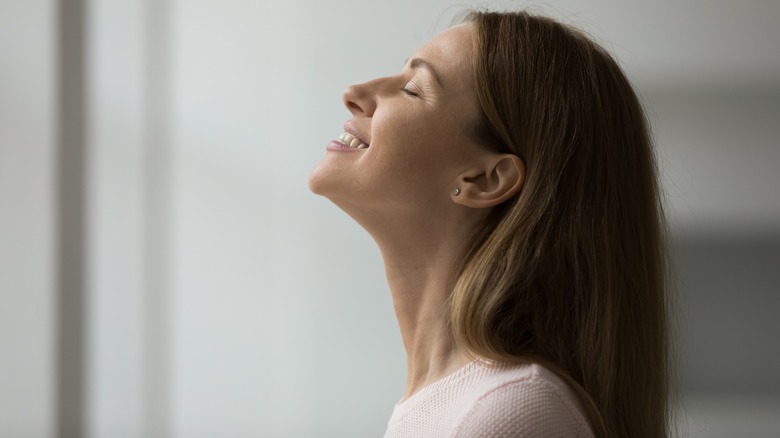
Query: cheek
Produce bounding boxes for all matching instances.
[372,114,449,183]
[371,143,463,206]
[362,101,478,201]
[374,107,455,161]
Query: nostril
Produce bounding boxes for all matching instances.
[346,100,363,114]
[343,83,374,116]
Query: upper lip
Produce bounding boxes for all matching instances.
[343,121,370,146]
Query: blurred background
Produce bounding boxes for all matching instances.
[1,0,779,437]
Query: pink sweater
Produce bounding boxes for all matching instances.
[383,361,595,438]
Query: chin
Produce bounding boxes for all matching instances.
[307,163,330,195]
[307,172,322,195]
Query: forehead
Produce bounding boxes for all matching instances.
[413,23,475,89]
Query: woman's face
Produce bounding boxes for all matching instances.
[309,23,484,223]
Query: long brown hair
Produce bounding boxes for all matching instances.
[450,11,672,437]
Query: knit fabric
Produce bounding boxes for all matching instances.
[383,361,594,438]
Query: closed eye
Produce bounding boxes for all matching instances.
[402,81,421,97]
[401,87,419,97]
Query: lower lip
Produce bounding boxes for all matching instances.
[326,140,363,152]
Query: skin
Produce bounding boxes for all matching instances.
[309,23,526,399]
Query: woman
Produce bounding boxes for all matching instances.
[309,10,671,438]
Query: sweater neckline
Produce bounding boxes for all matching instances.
[389,359,481,422]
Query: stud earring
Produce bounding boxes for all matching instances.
[453,188,461,196]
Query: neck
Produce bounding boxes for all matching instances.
[375,220,477,399]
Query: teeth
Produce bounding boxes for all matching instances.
[339,132,368,149]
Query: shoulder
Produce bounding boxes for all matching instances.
[452,363,594,438]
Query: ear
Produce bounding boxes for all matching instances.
[451,154,525,208]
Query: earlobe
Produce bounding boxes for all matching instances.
[451,154,525,208]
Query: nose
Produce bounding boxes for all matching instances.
[343,79,379,117]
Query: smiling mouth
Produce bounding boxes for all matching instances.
[339,132,369,149]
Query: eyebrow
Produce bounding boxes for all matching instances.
[405,57,444,87]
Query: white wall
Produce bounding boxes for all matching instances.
[0,1,56,437]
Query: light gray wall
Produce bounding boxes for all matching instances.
[0,1,56,437]
[647,90,780,399]
[647,90,780,237]
[85,0,148,436]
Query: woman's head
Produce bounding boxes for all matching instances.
[451,10,671,437]
[308,22,526,239]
